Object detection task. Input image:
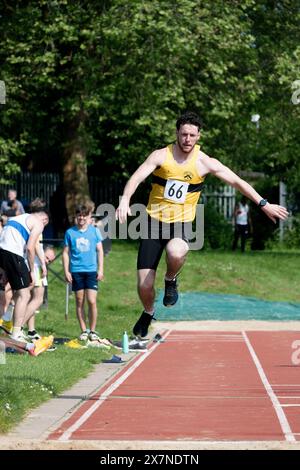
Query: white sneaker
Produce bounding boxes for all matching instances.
[11,331,28,342]
[27,331,41,341]
[86,338,111,350]
[88,331,100,341]
[79,330,90,341]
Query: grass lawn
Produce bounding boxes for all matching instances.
[1,241,300,432]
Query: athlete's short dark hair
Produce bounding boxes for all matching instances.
[176,111,203,131]
[75,204,91,216]
[29,197,49,216]
[30,207,49,217]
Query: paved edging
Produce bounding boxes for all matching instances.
[7,351,136,440]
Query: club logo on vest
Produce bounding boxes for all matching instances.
[184,172,193,181]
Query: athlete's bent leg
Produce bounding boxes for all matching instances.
[137,269,156,313]
[165,238,189,280]
[163,238,189,307]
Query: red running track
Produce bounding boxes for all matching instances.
[49,331,300,442]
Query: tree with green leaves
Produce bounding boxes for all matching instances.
[0,0,299,220]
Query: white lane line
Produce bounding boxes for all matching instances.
[168,341,244,344]
[271,384,300,387]
[242,331,296,443]
[281,404,300,407]
[170,334,242,337]
[58,330,172,441]
[169,333,242,337]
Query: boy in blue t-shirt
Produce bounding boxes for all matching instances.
[63,204,104,341]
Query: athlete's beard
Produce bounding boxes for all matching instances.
[177,139,195,154]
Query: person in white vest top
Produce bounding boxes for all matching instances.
[232,196,252,253]
[0,208,49,341]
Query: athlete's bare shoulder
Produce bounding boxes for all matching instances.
[196,149,216,177]
[146,146,167,166]
[26,214,44,232]
[197,149,233,178]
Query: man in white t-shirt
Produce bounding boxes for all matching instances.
[232,196,251,252]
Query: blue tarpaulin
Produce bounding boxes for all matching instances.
[155,291,300,321]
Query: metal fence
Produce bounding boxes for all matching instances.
[0,172,60,209]
[89,176,124,208]
[0,172,236,220]
[203,185,236,220]
[0,173,124,210]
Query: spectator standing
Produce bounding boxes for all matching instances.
[63,204,104,341]
[232,196,252,253]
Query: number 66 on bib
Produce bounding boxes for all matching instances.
[164,179,189,204]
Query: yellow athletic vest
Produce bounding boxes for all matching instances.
[146,144,205,222]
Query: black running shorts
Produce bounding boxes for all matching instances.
[137,216,191,271]
[0,249,31,290]
[71,272,98,292]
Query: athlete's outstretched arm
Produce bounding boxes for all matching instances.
[201,155,289,223]
[116,150,163,223]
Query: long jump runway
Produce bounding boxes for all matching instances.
[49,330,300,443]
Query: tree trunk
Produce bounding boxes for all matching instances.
[62,114,92,224]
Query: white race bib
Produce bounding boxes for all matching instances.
[164,179,189,204]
